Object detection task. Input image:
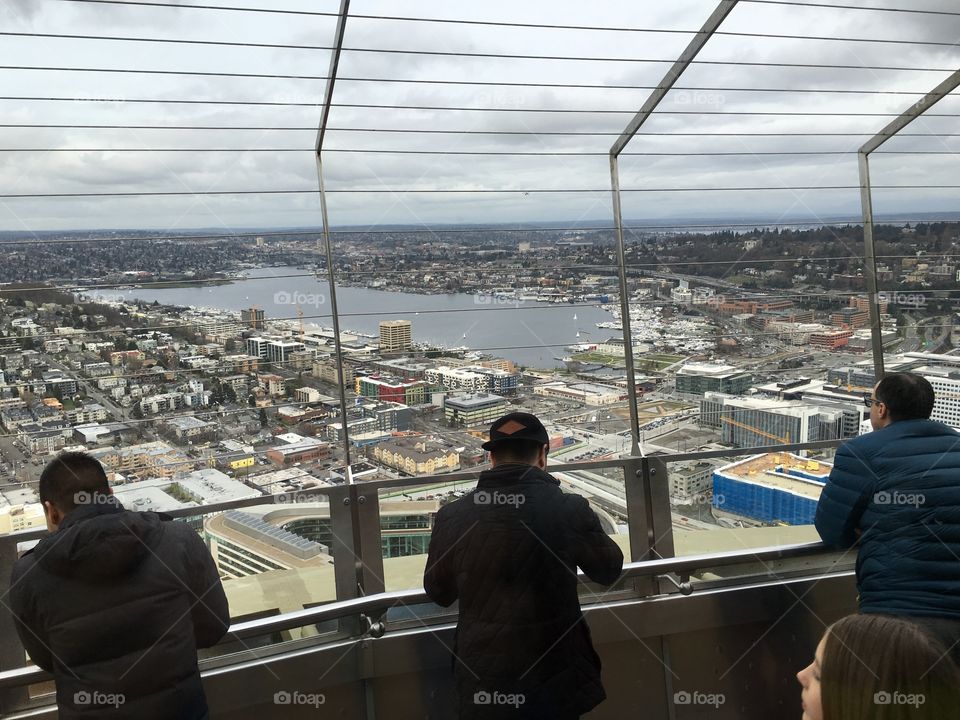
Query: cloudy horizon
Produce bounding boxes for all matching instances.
[0,0,958,234]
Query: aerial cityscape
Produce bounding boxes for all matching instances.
[1,0,960,717]
[4,219,960,580]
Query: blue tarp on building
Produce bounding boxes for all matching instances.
[713,472,820,525]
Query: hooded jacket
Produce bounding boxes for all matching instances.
[424,463,624,719]
[9,499,230,719]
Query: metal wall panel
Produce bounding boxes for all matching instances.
[191,573,857,720]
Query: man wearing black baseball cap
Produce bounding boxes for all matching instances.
[424,412,624,719]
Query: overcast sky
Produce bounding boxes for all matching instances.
[0,0,958,233]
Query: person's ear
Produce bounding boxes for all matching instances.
[43,501,63,531]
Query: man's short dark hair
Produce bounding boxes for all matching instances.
[38,452,110,513]
[875,372,935,422]
[490,439,546,465]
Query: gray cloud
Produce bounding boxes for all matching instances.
[0,0,957,232]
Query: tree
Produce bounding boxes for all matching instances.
[259,408,268,427]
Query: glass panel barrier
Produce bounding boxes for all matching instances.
[661,447,838,558]
[372,458,632,594]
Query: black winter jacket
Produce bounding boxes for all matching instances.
[424,463,624,719]
[9,500,230,719]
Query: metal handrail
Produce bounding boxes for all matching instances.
[0,539,838,691]
[0,439,843,546]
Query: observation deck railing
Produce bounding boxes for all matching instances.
[0,441,854,717]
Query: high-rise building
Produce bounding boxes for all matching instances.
[379,320,413,353]
[241,307,265,330]
[245,336,305,365]
[676,363,753,399]
[444,393,510,427]
[701,392,843,447]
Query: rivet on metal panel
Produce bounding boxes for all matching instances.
[342,497,350,506]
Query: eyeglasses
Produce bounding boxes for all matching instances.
[863,397,882,408]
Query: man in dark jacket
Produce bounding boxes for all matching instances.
[9,451,230,719]
[815,372,960,661]
[424,412,624,719]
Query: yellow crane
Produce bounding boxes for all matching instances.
[721,415,792,444]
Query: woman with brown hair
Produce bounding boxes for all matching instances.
[797,614,959,720]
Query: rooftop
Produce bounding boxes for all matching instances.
[678,363,745,377]
[164,415,215,431]
[717,453,833,501]
[444,392,507,409]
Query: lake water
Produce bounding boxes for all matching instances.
[95,267,616,368]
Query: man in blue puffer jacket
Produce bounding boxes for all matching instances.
[815,371,960,663]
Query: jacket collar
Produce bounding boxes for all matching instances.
[477,462,559,487]
[59,496,126,531]
[876,418,956,437]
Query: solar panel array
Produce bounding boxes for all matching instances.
[223,509,327,560]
